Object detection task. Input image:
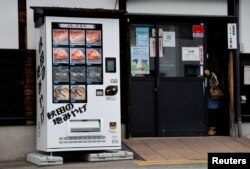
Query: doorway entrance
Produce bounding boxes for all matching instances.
[129,23,207,137]
[206,22,230,136]
[129,20,230,137]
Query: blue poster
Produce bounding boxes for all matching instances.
[131,47,150,75]
[136,27,149,47]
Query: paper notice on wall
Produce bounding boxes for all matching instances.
[152,28,156,37]
[159,38,163,57]
[150,38,163,57]
[150,38,156,57]
[163,31,175,47]
[159,29,163,37]
[227,23,237,49]
[182,47,199,61]
[199,46,204,65]
[200,66,204,76]
[244,66,250,85]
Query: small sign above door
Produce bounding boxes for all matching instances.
[192,25,204,38]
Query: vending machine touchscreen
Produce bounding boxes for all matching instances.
[36,17,121,152]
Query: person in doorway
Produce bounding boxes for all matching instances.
[204,67,223,136]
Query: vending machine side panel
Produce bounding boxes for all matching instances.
[36,23,48,151]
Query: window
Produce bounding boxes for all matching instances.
[129,23,205,78]
[0,49,36,126]
[159,24,204,77]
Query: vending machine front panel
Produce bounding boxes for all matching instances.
[36,17,121,152]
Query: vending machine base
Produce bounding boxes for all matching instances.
[81,150,134,162]
[26,152,63,166]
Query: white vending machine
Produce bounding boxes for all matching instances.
[36,16,121,152]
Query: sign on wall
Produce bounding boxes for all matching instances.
[227,23,237,49]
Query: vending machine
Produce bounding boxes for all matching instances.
[36,16,121,152]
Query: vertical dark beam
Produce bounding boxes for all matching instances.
[18,0,27,49]
[119,15,129,138]
[118,0,128,137]
[119,0,127,11]
[228,0,242,136]
[228,0,237,16]
[235,0,242,137]
[120,17,130,138]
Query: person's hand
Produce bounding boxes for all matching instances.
[204,69,210,76]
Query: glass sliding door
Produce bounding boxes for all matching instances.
[157,23,207,136]
[129,24,157,136]
[129,22,207,137]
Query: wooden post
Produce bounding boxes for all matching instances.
[229,50,236,136]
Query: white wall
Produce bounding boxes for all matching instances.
[2,0,248,51]
[242,123,250,138]
[0,0,18,49]
[27,0,229,49]
[27,0,118,49]
[240,0,250,53]
[127,0,227,16]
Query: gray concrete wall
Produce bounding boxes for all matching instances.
[240,0,250,53]
[0,0,18,49]
[242,123,250,138]
[0,124,126,162]
[0,126,36,162]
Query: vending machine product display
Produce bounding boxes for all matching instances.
[36,16,121,152]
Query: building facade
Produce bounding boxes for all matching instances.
[0,0,250,162]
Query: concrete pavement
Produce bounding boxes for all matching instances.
[123,136,250,161]
[1,136,250,169]
[0,160,207,169]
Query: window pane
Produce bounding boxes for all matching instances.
[159,24,204,77]
[0,50,36,126]
[159,25,177,77]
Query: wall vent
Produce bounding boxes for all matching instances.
[59,135,106,144]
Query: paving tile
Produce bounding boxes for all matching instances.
[216,137,250,152]
[233,138,250,148]
[140,154,166,161]
[123,137,250,161]
[161,138,203,160]
[141,139,184,160]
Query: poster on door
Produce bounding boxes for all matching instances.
[149,38,163,57]
[150,38,156,57]
[136,27,149,47]
[163,31,176,47]
[131,47,150,75]
[182,47,200,61]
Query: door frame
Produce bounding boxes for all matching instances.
[126,14,237,138]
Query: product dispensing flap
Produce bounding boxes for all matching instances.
[69,119,100,132]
